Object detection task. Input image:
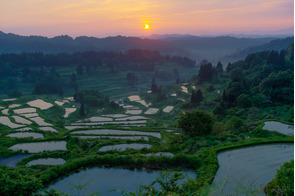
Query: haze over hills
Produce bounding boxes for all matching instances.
[0,30,293,64]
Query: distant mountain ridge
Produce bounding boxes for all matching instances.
[0,31,292,64]
[220,37,294,63]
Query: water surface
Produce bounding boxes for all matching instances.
[49,167,197,196]
[212,143,294,195]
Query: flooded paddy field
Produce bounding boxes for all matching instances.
[212,143,294,195]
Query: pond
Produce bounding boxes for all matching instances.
[27,99,53,110]
[74,135,149,141]
[128,95,151,107]
[14,107,37,114]
[125,110,142,114]
[65,125,93,130]
[2,109,9,115]
[99,143,152,152]
[21,113,39,118]
[211,143,294,195]
[263,121,294,136]
[79,116,113,122]
[0,154,33,167]
[102,114,128,118]
[26,158,66,166]
[163,106,174,113]
[6,132,44,139]
[39,127,58,133]
[0,116,24,128]
[64,108,76,118]
[71,129,161,138]
[115,116,148,121]
[12,116,32,125]
[181,86,188,93]
[144,108,159,115]
[48,167,197,196]
[144,152,174,157]
[8,104,21,108]
[72,120,147,126]
[29,117,53,126]
[9,141,67,153]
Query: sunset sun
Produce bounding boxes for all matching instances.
[144,24,150,29]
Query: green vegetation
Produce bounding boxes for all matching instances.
[265,160,294,196]
[178,110,213,137]
[0,44,293,195]
[0,166,42,196]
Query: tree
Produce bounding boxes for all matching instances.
[191,89,203,104]
[259,70,294,104]
[212,104,225,117]
[76,65,84,76]
[151,77,160,93]
[198,63,213,82]
[216,61,224,73]
[79,102,85,116]
[178,110,213,136]
[236,94,251,107]
[8,90,23,98]
[126,72,138,86]
[71,73,77,82]
[230,67,244,82]
[173,68,180,79]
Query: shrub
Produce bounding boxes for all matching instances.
[178,110,213,137]
[265,160,294,196]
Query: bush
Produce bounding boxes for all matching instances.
[265,160,294,196]
[178,110,213,137]
[0,167,42,196]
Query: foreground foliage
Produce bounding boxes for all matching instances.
[0,166,42,196]
[265,160,294,196]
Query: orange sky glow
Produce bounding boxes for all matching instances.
[0,0,293,37]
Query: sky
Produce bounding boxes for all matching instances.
[0,0,294,37]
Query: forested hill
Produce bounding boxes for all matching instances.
[220,37,294,63]
[0,31,286,63]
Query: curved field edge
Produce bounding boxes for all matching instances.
[38,154,199,187]
[265,160,294,196]
[193,137,293,195]
[34,137,293,195]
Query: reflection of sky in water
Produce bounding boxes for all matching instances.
[212,144,294,195]
[49,167,197,196]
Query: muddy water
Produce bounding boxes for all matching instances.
[212,143,294,195]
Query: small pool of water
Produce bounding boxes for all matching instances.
[26,158,66,166]
[0,154,33,167]
[6,132,44,139]
[263,121,294,135]
[71,129,161,138]
[48,167,197,195]
[99,143,152,152]
[212,143,294,195]
[9,141,67,153]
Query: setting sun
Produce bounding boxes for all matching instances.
[144,24,150,29]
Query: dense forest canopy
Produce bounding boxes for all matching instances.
[0,49,195,71]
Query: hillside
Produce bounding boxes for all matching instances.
[0,31,280,63]
[220,37,294,63]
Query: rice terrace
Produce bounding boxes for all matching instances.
[0,0,294,195]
